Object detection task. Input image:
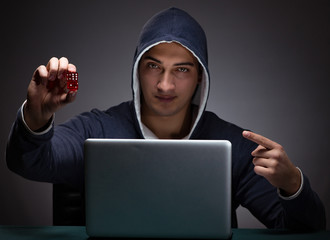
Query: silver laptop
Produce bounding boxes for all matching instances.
[84,139,232,239]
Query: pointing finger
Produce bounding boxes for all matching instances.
[243,131,278,150]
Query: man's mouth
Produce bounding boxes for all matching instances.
[156,95,176,103]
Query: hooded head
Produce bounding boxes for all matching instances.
[132,7,210,139]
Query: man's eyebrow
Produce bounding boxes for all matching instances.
[143,56,195,67]
[143,56,162,64]
[173,62,195,67]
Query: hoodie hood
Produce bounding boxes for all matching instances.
[132,7,210,139]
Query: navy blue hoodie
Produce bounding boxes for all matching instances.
[6,8,325,230]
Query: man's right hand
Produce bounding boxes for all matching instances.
[24,57,78,131]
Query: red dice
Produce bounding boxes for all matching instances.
[67,71,78,91]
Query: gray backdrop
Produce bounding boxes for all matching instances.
[1,0,329,229]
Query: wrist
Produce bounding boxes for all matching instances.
[24,101,53,131]
[278,167,304,200]
[280,167,302,196]
[21,100,54,134]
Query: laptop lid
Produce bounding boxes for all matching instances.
[84,139,232,239]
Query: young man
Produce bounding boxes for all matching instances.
[6,7,325,230]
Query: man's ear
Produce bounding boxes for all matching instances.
[198,63,203,83]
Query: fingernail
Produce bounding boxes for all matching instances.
[243,131,250,137]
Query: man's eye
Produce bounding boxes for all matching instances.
[148,63,159,69]
[177,67,188,72]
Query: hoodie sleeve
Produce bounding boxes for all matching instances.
[6,106,101,190]
[6,101,141,191]
[196,112,326,230]
[279,173,326,230]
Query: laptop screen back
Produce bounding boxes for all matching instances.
[85,139,232,239]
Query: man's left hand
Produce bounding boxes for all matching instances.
[242,131,301,196]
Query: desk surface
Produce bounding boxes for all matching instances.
[0,226,329,240]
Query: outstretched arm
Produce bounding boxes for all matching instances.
[242,131,301,196]
[242,130,326,230]
[25,57,77,131]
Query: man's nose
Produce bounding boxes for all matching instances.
[157,71,175,92]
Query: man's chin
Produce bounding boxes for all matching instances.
[151,107,179,118]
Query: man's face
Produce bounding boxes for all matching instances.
[138,42,200,118]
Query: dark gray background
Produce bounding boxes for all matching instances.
[1,0,329,229]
